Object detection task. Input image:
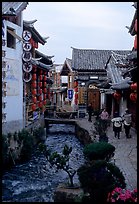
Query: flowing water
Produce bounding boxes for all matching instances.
[2,124,85,202]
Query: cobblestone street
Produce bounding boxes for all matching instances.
[77,116,137,191]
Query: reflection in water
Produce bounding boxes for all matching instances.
[2,124,85,202]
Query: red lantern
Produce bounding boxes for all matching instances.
[39,75,43,81]
[32,96,37,103]
[113,92,121,100]
[38,89,42,94]
[130,92,137,102]
[32,74,37,80]
[32,66,37,72]
[38,82,42,87]
[39,95,42,101]
[75,93,78,100]
[32,104,36,111]
[32,89,37,95]
[134,35,137,50]
[43,100,47,105]
[43,76,47,81]
[43,94,47,99]
[130,83,137,91]
[43,88,47,93]
[32,81,37,88]
[44,82,47,87]
[74,80,78,87]
[40,70,43,74]
[38,102,43,108]
[74,87,78,92]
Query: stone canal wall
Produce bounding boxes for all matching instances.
[75,122,92,145]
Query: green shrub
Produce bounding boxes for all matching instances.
[18,129,34,161]
[77,160,126,203]
[2,134,10,169]
[83,142,115,161]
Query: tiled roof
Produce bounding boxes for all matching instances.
[23,20,47,45]
[106,53,133,90]
[71,47,131,71]
[35,50,53,65]
[2,2,28,15]
[66,58,72,69]
[60,58,72,76]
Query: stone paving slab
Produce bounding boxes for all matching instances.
[77,116,137,191]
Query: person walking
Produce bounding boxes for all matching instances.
[87,103,94,122]
[99,108,110,130]
[122,108,132,138]
[111,112,123,139]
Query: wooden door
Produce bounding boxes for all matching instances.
[88,88,100,111]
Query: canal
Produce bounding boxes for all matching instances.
[2,124,86,202]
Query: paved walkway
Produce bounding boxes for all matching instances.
[77,116,137,191]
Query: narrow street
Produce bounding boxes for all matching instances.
[77,116,137,191]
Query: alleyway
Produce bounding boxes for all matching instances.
[77,115,137,191]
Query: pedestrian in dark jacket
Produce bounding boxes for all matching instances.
[87,103,93,122]
[122,108,132,138]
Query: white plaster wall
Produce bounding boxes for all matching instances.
[3,19,23,123]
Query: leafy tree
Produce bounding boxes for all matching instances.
[39,143,77,187]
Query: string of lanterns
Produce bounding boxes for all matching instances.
[130,82,137,102]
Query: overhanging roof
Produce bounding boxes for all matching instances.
[23,20,46,45]
[2,2,28,16]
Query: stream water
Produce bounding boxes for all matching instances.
[2,124,85,202]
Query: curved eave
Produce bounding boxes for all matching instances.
[35,50,54,60]
[23,21,46,45]
[31,59,53,71]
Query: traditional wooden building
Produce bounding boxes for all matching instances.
[71,47,131,116]
[23,20,54,126]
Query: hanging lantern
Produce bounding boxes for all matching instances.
[32,88,37,95]
[39,95,42,101]
[32,96,37,103]
[130,82,137,91]
[130,92,137,102]
[40,70,43,74]
[38,82,42,87]
[113,92,121,100]
[43,94,47,99]
[134,35,137,50]
[74,80,78,88]
[74,87,78,92]
[32,73,37,80]
[44,82,47,87]
[43,88,47,93]
[43,76,47,81]
[38,88,43,94]
[75,93,78,100]
[38,101,43,108]
[32,104,36,111]
[32,81,37,88]
[39,75,43,81]
[43,100,47,105]
[32,66,37,72]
